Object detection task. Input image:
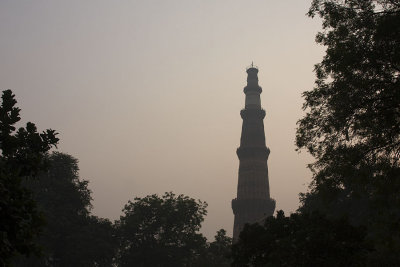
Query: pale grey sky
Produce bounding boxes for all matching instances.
[0,0,323,239]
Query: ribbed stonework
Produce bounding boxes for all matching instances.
[231,65,275,241]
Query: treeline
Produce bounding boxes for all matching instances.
[0,89,231,266]
[14,152,232,267]
[0,113,231,266]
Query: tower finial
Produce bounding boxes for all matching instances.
[247,62,258,71]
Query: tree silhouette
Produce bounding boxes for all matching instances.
[16,152,116,267]
[296,0,400,263]
[0,89,58,266]
[232,211,369,267]
[196,229,232,267]
[116,192,207,267]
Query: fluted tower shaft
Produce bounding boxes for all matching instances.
[231,66,275,241]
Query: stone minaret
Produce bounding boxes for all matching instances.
[232,64,275,241]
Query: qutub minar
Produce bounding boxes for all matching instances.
[232,64,275,240]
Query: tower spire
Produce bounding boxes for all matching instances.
[231,66,275,241]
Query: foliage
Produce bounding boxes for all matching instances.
[116,192,207,267]
[232,210,369,267]
[196,229,232,267]
[0,90,58,266]
[16,152,116,267]
[297,0,400,205]
[298,0,400,160]
[294,0,400,264]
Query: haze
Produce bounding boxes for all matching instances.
[0,0,323,239]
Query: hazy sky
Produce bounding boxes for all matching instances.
[0,0,324,239]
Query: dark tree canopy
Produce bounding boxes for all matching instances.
[296,0,400,214]
[0,90,58,266]
[296,0,400,264]
[297,0,400,161]
[297,0,400,253]
[116,192,208,267]
[197,229,232,267]
[16,152,116,267]
[232,211,369,267]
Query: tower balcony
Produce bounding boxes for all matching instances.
[236,146,270,160]
[243,85,262,94]
[240,109,266,119]
[231,197,275,217]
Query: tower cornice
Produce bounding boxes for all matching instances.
[236,147,270,160]
[240,109,266,120]
[243,85,262,94]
